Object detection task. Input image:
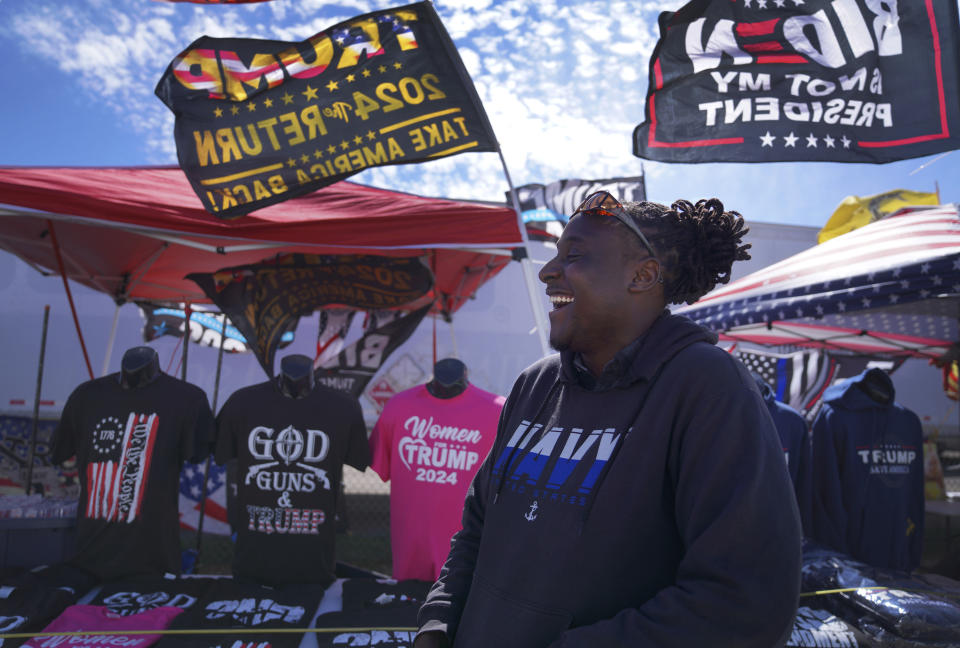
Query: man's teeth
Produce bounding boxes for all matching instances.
[550,295,574,306]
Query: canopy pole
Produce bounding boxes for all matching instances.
[496,152,550,357]
[181,303,191,381]
[25,305,50,496]
[194,313,229,572]
[101,304,121,377]
[432,313,438,367]
[211,313,229,411]
[449,319,459,358]
[47,220,94,380]
[431,252,438,367]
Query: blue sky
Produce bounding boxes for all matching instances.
[0,0,958,229]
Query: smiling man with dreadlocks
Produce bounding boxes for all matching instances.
[414,194,802,648]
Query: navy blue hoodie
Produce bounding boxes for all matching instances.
[805,368,924,572]
[754,375,811,510]
[418,312,802,648]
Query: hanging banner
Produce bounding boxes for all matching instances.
[315,304,432,398]
[137,303,294,353]
[315,308,357,362]
[506,176,646,224]
[155,1,498,218]
[187,254,433,376]
[633,0,960,164]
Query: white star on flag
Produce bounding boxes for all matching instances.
[760,131,776,147]
[784,132,798,147]
[774,0,785,5]
[744,0,752,6]
[758,0,767,7]
[806,134,818,147]
[841,135,851,148]
[823,134,836,148]
[792,0,804,4]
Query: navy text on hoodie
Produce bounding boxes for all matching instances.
[417,312,803,648]
[805,368,924,572]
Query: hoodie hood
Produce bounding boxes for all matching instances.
[822,368,895,410]
[559,311,718,390]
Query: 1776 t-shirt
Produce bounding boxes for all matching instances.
[53,373,213,580]
[215,381,370,587]
[369,384,504,580]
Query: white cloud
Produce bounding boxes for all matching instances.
[0,0,666,194]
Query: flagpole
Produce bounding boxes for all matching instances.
[422,1,549,357]
[181,303,191,381]
[498,151,551,357]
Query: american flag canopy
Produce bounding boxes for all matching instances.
[676,205,960,360]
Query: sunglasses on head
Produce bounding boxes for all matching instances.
[572,191,658,259]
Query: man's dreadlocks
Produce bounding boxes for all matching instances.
[621,198,752,305]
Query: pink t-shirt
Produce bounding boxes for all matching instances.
[369,384,504,581]
[24,605,183,648]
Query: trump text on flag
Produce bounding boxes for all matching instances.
[156,2,497,218]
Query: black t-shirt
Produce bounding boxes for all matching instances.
[215,381,369,587]
[155,580,325,648]
[312,579,427,648]
[0,564,99,648]
[314,608,418,648]
[786,605,876,647]
[339,578,431,612]
[89,579,215,617]
[53,373,214,580]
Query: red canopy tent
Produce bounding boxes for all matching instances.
[0,166,524,313]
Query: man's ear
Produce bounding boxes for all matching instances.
[628,258,662,293]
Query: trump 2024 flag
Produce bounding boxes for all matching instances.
[633,0,960,164]
[155,2,497,219]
